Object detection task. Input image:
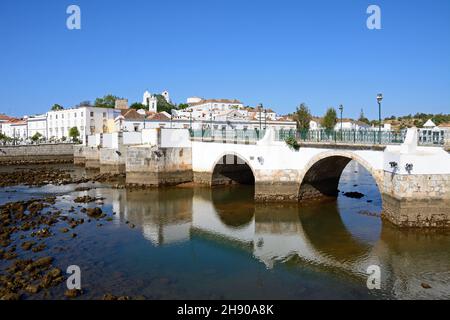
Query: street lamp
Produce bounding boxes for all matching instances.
[377,93,383,143]
[338,104,343,133]
[258,103,263,131]
[264,109,267,130]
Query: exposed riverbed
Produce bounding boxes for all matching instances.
[1,162,449,300]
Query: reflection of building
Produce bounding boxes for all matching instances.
[122,189,193,246]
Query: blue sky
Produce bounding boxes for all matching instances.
[1,0,449,119]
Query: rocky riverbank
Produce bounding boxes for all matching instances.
[0,168,125,188]
[0,195,139,300]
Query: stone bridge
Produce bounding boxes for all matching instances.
[190,128,450,228]
[77,128,450,228]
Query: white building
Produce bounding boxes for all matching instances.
[334,119,371,131]
[27,114,47,139]
[142,90,171,113]
[3,119,28,142]
[46,106,118,144]
[0,114,15,136]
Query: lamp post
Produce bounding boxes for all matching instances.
[338,104,343,140]
[377,93,383,144]
[258,103,263,131]
[264,109,267,130]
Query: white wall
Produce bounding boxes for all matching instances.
[160,129,191,148]
[142,128,158,145]
[123,131,142,145]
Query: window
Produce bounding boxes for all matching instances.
[62,114,64,119]
[90,112,94,117]
[56,115,58,119]
[81,112,83,117]
[103,112,106,118]
[74,113,77,118]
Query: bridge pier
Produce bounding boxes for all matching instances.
[381,172,450,228]
[254,170,300,201]
[126,145,193,186]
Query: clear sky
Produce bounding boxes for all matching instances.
[1,0,449,119]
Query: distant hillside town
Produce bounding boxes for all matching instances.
[0,90,296,145]
[0,90,449,146]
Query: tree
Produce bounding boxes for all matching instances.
[77,100,92,107]
[295,103,312,130]
[321,107,337,130]
[51,104,64,111]
[68,127,80,142]
[358,109,370,124]
[94,94,121,108]
[31,132,43,143]
[155,94,176,114]
[178,103,190,110]
[130,102,147,110]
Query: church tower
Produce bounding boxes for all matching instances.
[143,90,158,113]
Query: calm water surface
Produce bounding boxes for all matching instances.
[1,162,449,299]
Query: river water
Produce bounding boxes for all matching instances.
[0,162,449,300]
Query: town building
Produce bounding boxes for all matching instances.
[46,106,119,144]
[27,114,48,139]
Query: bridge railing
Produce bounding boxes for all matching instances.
[275,129,406,145]
[189,129,266,144]
[417,129,450,146]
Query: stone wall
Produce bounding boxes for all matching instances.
[84,146,100,169]
[126,146,192,186]
[254,169,301,202]
[382,171,450,200]
[99,147,127,174]
[382,194,450,228]
[0,143,74,164]
[380,172,450,228]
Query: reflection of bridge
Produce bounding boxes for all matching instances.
[100,187,450,299]
[191,128,450,228]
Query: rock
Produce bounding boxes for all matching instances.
[3,252,17,260]
[36,228,51,238]
[21,241,36,251]
[71,233,77,238]
[60,228,69,233]
[31,243,46,253]
[86,207,103,218]
[102,293,118,300]
[32,256,53,268]
[0,292,21,300]
[343,192,365,199]
[129,224,135,229]
[421,283,432,289]
[25,284,40,294]
[64,289,82,298]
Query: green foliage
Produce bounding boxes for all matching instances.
[155,94,176,114]
[0,132,11,142]
[285,136,300,151]
[130,103,147,110]
[31,132,43,142]
[358,109,370,124]
[178,103,190,110]
[51,104,64,111]
[68,127,80,141]
[94,94,121,109]
[321,107,337,130]
[294,103,312,130]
